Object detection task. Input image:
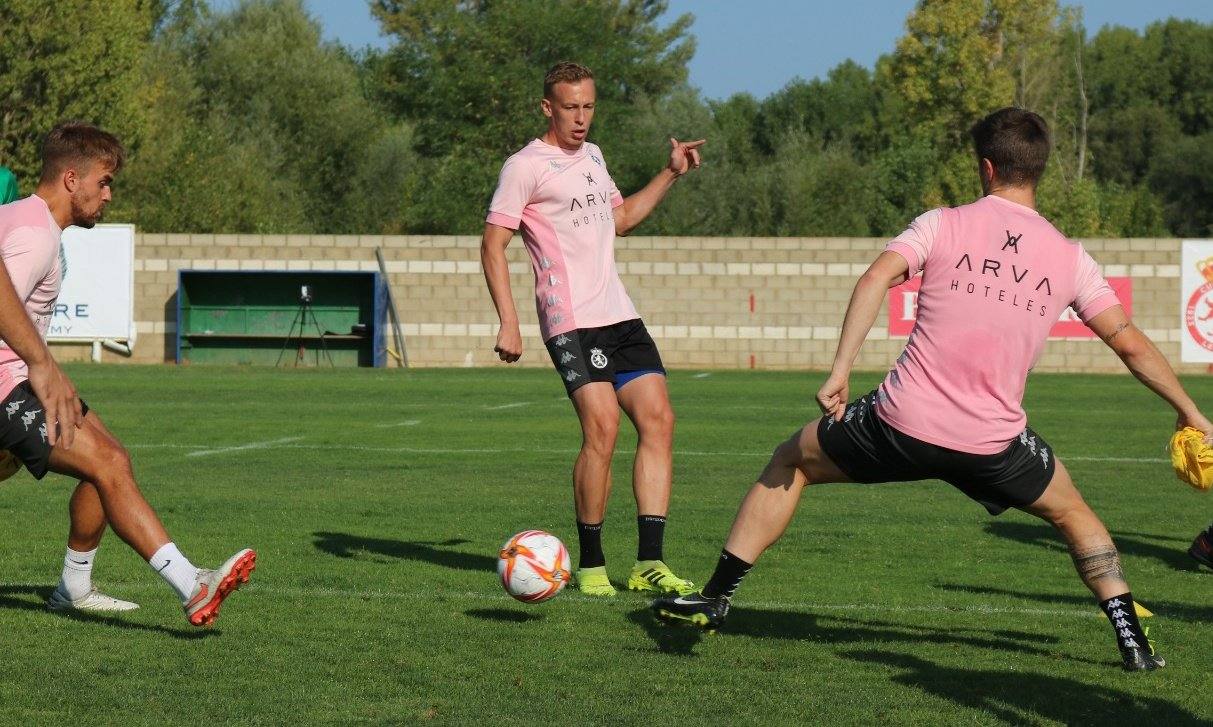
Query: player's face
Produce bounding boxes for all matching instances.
[542,80,596,149]
[68,162,115,229]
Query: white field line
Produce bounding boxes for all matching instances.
[692,372,712,379]
[184,437,305,458]
[9,579,1101,619]
[126,441,1169,464]
[483,402,530,411]
[374,420,421,428]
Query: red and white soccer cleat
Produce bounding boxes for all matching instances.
[184,548,256,627]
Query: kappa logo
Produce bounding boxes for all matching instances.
[21,408,40,431]
[554,334,571,347]
[1106,598,1125,609]
[540,256,554,270]
[1041,447,1050,468]
[545,293,563,307]
[5,400,23,419]
[548,274,562,286]
[559,351,576,365]
[589,348,608,369]
[1019,431,1029,446]
[584,172,596,186]
[564,369,581,382]
[1027,435,1037,455]
[549,313,564,326]
[38,422,47,443]
[549,161,563,171]
[590,154,602,166]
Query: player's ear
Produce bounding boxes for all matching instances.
[540,97,553,119]
[62,167,79,194]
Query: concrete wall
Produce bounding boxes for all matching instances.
[49,233,1197,374]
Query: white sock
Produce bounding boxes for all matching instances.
[148,542,200,602]
[60,546,97,600]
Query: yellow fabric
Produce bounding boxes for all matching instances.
[1169,427,1213,492]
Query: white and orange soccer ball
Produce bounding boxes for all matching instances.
[497,530,571,603]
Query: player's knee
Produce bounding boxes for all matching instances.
[91,441,135,488]
[581,411,619,451]
[642,405,674,439]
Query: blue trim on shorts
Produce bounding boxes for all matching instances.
[614,369,665,390]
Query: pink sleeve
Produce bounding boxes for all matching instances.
[486,157,536,230]
[885,208,943,276]
[1,227,55,301]
[1073,245,1119,323]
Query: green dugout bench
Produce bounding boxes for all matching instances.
[176,270,388,367]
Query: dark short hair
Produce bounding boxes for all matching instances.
[543,62,594,99]
[969,108,1051,187]
[39,121,126,185]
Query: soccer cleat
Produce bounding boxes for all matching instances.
[1133,601,1154,618]
[1122,626,1166,672]
[626,560,696,595]
[184,548,256,627]
[651,590,730,631]
[1188,529,1213,570]
[47,584,139,613]
[575,566,616,597]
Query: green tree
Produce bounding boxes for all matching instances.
[0,0,154,185]
[371,0,695,232]
[113,0,411,233]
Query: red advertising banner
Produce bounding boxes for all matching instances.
[887,277,1133,337]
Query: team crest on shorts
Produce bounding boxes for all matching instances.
[589,348,608,369]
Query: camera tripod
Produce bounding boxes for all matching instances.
[275,294,335,368]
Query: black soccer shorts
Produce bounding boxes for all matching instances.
[0,380,89,479]
[817,390,1055,515]
[544,318,666,396]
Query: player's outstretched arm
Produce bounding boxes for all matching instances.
[615,138,705,237]
[817,251,910,421]
[0,257,81,447]
[1088,305,1213,437]
[481,222,523,363]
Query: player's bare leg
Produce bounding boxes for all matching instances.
[616,373,693,594]
[48,411,254,626]
[653,418,850,627]
[570,382,619,595]
[1021,459,1164,670]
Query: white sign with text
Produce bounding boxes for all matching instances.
[48,224,135,342]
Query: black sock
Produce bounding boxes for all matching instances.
[576,521,605,569]
[1100,592,1148,652]
[701,549,753,600]
[637,515,666,561]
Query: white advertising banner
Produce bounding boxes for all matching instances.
[47,224,135,342]
[1181,240,1213,363]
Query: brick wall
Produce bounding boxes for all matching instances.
[49,234,1199,374]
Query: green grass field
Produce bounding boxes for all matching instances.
[1,364,1211,725]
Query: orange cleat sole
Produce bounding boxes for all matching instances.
[188,550,256,627]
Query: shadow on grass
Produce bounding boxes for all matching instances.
[984,520,1198,573]
[933,582,1213,623]
[627,606,1092,663]
[313,531,496,572]
[842,649,1207,725]
[0,585,217,640]
[464,608,542,624]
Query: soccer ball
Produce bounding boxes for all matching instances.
[497,530,571,603]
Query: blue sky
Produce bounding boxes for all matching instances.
[300,0,1213,100]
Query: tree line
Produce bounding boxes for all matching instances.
[1,0,1209,238]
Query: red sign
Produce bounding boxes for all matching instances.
[887,277,1133,338]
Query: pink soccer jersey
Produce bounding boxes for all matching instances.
[487,139,637,341]
[876,194,1119,454]
[0,195,64,400]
